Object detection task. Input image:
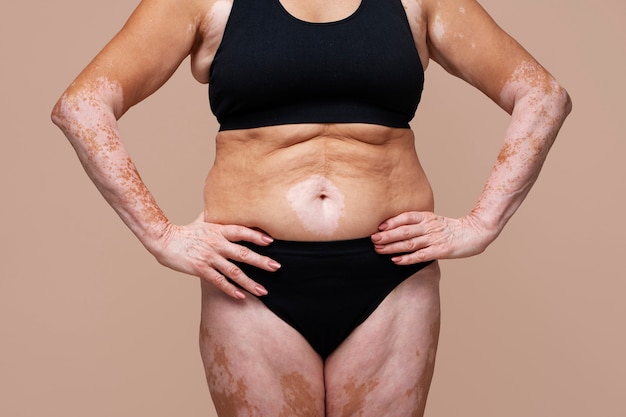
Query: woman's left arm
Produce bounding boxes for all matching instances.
[372,0,572,264]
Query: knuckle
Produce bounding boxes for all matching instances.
[227,264,244,279]
[238,245,251,260]
[412,249,428,262]
[211,273,228,288]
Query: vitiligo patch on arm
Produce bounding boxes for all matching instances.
[52,77,169,237]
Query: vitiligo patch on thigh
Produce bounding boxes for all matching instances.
[286,175,345,237]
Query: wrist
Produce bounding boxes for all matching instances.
[465,209,504,250]
[117,205,173,257]
[141,220,176,258]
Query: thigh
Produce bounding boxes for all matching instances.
[199,282,325,417]
[324,261,441,417]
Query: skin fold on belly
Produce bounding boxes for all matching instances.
[204,125,434,241]
[204,170,432,241]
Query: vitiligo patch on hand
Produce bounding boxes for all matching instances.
[286,175,346,237]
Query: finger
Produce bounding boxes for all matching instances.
[210,257,269,297]
[372,223,428,245]
[220,224,275,246]
[390,236,461,263]
[378,211,427,231]
[390,247,436,265]
[217,240,281,272]
[374,235,430,255]
[203,267,248,300]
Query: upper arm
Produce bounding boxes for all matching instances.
[424,0,554,113]
[58,0,208,118]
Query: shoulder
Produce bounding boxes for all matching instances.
[398,0,490,68]
[104,0,216,51]
[57,0,226,112]
[419,0,494,35]
[122,0,221,40]
[417,0,556,109]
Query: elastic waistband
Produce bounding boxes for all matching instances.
[240,237,376,256]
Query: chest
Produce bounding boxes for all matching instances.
[191,0,430,82]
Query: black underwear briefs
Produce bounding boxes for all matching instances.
[234,237,433,359]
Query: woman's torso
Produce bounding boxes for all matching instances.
[192,0,433,241]
[205,123,433,240]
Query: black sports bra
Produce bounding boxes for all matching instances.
[208,0,424,131]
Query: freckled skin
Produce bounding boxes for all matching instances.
[52,77,170,247]
[339,377,381,417]
[408,318,440,417]
[52,0,570,416]
[198,287,326,416]
[371,0,571,265]
[279,372,321,417]
[325,266,441,417]
[472,60,571,228]
[205,343,262,417]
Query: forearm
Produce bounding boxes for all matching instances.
[51,78,170,254]
[470,68,572,240]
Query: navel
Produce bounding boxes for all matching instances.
[286,175,346,237]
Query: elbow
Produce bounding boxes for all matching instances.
[540,84,572,147]
[50,93,77,135]
[532,81,573,132]
[536,84,572,145]
[50,97,66,130]
[555,84,573,119]
[51,79,124,134]
[544,75,572,125]
[548,85,572,143]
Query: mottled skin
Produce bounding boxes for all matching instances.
[286,175,346,237]
[51,0,571,415]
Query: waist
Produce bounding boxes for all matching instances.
[203,124,433,240]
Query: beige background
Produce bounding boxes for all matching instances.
[1,0,624,416]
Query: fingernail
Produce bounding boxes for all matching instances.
[269,260,281,270]
[235,290,246,300]
[262,235,274,244]
[379,222,389,230]
[256,286,268,296]
[371,234,381,242]
[392,256,403,264]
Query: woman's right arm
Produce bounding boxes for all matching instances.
[51,0,278,299]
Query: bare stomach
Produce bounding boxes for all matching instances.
[203,123,434,241]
